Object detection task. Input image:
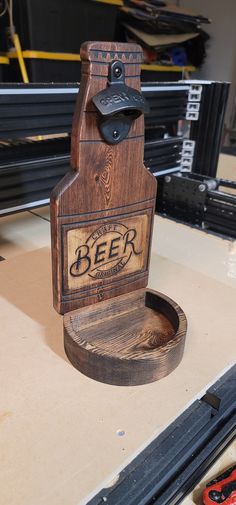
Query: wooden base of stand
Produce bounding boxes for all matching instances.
[64,288,187,386]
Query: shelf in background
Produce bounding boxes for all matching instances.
[141,63,196,72]
[7,51,196,73]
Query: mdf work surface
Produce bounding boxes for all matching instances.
[0,211,236,505]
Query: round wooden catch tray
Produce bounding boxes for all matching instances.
[64,289,187,386]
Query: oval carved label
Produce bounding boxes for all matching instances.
[66,214,149,292]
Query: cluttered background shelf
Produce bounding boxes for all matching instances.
[0,0,208,82]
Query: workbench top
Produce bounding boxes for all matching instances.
[0,208,235,505]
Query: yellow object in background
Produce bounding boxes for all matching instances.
[8,50,81,62]
[12,33,29,83]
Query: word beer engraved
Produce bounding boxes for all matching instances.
[50,41,156,313]
[66,214,148,291]
[70,223,141,278]
[51,42,187,386]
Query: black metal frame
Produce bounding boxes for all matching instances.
[157,172,236,240]
[0,82,189,139]
[0,81,191,215]
[0,80,232,242]
[87,365,236,505]
[190,81,230,178]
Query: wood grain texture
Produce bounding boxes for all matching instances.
[50,41,157,314]
[64,288,187,386]
[51,41,187,386]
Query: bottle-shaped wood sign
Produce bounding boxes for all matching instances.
[51,41,187,386]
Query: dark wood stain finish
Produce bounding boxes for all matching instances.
[51,41,156,315]
[64,289,187,386]
[50,41,187,385]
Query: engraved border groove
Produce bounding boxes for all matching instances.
[58,197,155,219]
[61,207,153,296]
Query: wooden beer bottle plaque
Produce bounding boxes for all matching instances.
[51,41,187,386]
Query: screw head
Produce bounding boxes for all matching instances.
[116,429,125,437]
[114,66,122,78]
[198,184,206,192]
[112,129,120,140]
[165,176,171,183]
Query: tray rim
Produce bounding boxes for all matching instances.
[64,288,187,362]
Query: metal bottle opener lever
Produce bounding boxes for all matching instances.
[92,60,147,144]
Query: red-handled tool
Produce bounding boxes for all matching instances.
[203,464,236,504]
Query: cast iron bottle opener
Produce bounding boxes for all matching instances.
[92,59,146,144]
[51,41,187,386]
